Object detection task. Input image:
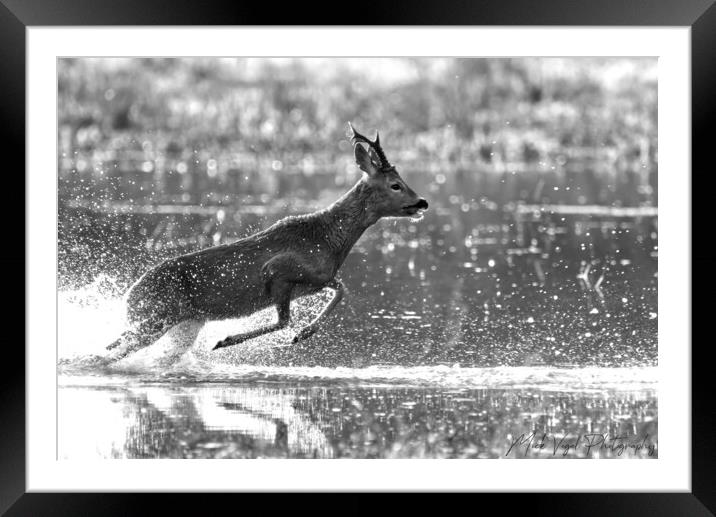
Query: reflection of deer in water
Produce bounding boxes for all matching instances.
[123,386,334,458]
[107,124,428,358]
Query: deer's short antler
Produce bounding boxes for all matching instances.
[348,122,393,171]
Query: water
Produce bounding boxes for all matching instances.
[57,199,658,459]
[59,381,656,459]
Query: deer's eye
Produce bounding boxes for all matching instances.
[391,184,402,191]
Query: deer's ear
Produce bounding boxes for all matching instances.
[354,143,380,176]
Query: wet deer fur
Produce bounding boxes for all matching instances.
[107,123,428,357]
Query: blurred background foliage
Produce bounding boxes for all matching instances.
[58,57,657,208]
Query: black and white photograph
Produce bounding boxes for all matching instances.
[55,56,660,460]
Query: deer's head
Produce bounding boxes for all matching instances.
[349,123,428,220]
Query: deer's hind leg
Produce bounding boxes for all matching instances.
[106,316,178,360]
[108,262,191,357]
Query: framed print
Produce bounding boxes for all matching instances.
[4,0,715,513]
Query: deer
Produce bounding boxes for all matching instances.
[106,123,428,359]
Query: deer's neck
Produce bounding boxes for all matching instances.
[320,179,377,259]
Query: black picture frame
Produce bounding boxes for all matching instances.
[3,0,714,513]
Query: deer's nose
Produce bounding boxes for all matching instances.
[416,199,428,210]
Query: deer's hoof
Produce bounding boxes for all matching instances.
[293,326,317,343]
[213,338,233,350]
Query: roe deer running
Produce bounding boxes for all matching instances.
[106,123,428,358]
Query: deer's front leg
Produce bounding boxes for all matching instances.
[292,279,345,343]
[213,274,292,350]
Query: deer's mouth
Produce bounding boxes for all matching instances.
[402,199,429,215]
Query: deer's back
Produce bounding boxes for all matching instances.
[147,213,337,319]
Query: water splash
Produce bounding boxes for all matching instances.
[58,275,127,358]
[58,278,333,368]
[58,274,658,392]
